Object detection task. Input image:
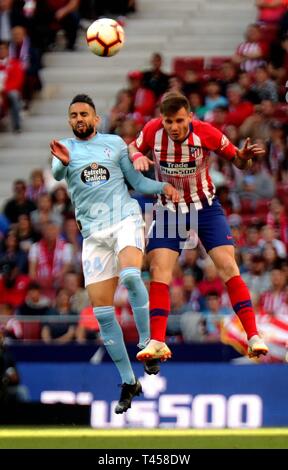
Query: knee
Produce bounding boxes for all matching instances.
[120,267,141,291]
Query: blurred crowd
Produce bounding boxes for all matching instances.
[0,0,288,351]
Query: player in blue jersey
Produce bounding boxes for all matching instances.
[50,94,179,414]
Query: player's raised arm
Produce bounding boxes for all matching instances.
[50,139,70,181]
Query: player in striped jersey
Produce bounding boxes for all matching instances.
[129,92,269,367]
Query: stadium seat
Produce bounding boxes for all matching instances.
[173,57,205,80]
[204,56,231,79]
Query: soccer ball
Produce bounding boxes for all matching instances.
[86,18,125,57]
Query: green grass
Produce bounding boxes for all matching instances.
[0,428,288,449]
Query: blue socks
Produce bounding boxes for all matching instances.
[119,267,150,349]
[93,306,135,385]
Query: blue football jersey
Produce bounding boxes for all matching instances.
[52,133,166,237]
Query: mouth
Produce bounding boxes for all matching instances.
[77,124,85,130]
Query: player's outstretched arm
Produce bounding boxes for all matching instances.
[233,138,265,170]
[120,147,179,200]
[50,139,70,181]
[128,143,154,172]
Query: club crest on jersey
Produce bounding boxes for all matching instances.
[188,145,201,156]
[81,163,110,186]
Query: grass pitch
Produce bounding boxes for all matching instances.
[0,428,287,449]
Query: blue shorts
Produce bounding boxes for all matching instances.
[146,198,234,255]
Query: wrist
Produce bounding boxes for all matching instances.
[132,152,144,162]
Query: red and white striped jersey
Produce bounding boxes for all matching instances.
[133,117,236,211]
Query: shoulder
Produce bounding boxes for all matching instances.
[144,117,163,133]
[59,137,75,148]
[98,133,126,147]
[192,119,220,137]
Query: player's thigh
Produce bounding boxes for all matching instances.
[118,246,143,269]
[116,215,145,269]
[147,248,179,284]
[198,199,234,254]
[87,277,119,306]
[82,234,118,286]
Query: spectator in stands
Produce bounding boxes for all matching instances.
[268,33,288,87]
[209,106,230,134]
[241,225,262,257]
[26,169,46,203]
[41,288,76,343]
[259,262,288,316]
[117,118,138,144]
[51,184,72,217]
[239,99,277,141]
[17,281,50,316]
[167,285,191,338]
[179,248,203,282]
[237,160,275,202]
[266,197,288,245]
[256,0,288,25]
[28,221,73,299]
[216,185,240,215]
[0,327,29,403]
[0,303,22,340]
[15,213,40,254]
[0,229,28,273]
[30,193,63,231]
[261,243,280,268]
[0,258,30,307]
[0,0,25,42]
[9,24,42,108]
[202,291,231,342]
[265,121,288,181]
[259,224,287,258]
[62,270,89,314]
[182,69,201,97]
[251,66,278,102]
[232,23,268,73]
[33,0,80,51]
[142,52,170,99]
[187,91,208,120]
[242,254,272,303]
[75,305,100,343]
[197,259,224,304]
[204,80,228,113]
[167,74,184,94]
[226,84,254,128]
[100,88,133,134]
[179,310,207,343]
[238,71,261,104]
[0,39,24,132]
[217,61,239,95]
[3,180,36,224]
[182,269,201,310]
[127,70,156,122]
[17,281,50,340]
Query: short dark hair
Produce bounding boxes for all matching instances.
[69,94,96,112]
[160,92,190,116]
